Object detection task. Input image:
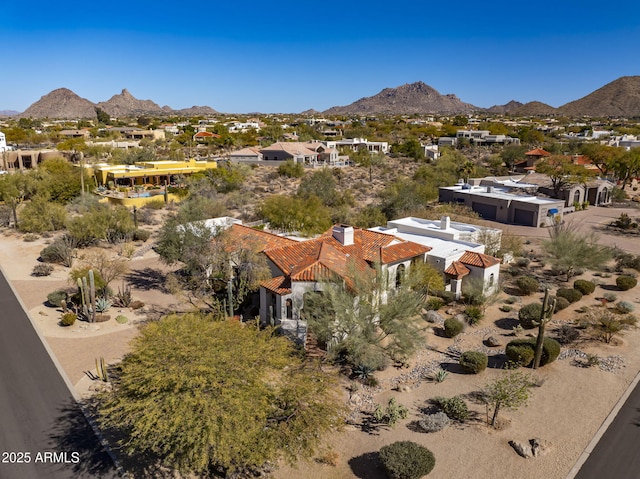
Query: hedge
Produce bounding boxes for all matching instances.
[556,288,583,304]
[516,276,540,295]
[518,303,542,329]
[573,279,596,295]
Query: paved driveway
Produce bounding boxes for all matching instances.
[0,270,119,479]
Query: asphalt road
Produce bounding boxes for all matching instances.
[574,378,640,479]
[0,270,120,479]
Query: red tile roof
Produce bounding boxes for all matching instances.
[444,261,470,278]
[261,276,292,295]
[459,251,501,268]
[525,148,551,157]
[225,224,297,253]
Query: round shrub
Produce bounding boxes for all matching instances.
[516,276,539,295]
[60,312,77,326]
[133,229,151,242]
[556,288,583,304]
[554,296,570,312]
[425,297,444,311]
[418,412,450,433]
[573,279,596,295]
[464,306,483,325]
[47,290,68,307]
[433,395,469,422]
[379,441,435,479]
[518,303,542,329]
[116,315,129,324]
[505,337,561,367]
[32,263,54,277]
[443,317,464,338]
[616,275,638,291]
[617,301,635,313]
[459,351,488,374]
[505,342,535,367]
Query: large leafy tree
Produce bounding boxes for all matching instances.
[534,155,593,197]
[542,221,612,281]
[0,171,38,228]
[258,194,332,235]
[99,314,344,477]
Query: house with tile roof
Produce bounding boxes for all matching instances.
[370,217,502,299]
[226,223,430,343]
[261,141,339,167]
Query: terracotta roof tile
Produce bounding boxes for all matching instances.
[459,251,501,268]
[444,261,470,278]
[525,148,551,157]
[261,276,292,295]
[226,224,297,253]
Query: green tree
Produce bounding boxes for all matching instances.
[36,157,87,202]
[95,107,111,124]
[259,194,332,235]
[17,194,67,233]
[542,221,612,281]
[579,143,625,177]
[305,265,425,368]
[500,145,528,172]
[352,150,385,182]
[535,155,593,198]
[406,261,445,295]
[297,168,339,206]
[0,171,38,228]
[98,314,344,476]
[482,371,532,427]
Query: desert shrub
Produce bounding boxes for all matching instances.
[23,233,39,242]
[315,450,339,466]
[554,296,571,312]
[556,288,583,304]
[132,229,151,242]
[39,235,77,267]
[464,306,483,325]
[130,300,145,310]
[617,301,635,313]
[515,257,530,268]
[555,324,580,345]
[505,337,561,367]
[60,312,77,326]
[616,275,637,291]
[505,343,536,367]
[32,263,54,277]
[379,441,435,479]
[142,198,165,210]
[373,398,408,427]
[434,290,456,304]
[277,159,305,178]
[500,305,512,312]
[433,395,469,422]
[115,315,129,324]
[603,292,618,302]
[518,303,543,329]
[425,297,444,311]
[443,317,464,338]
[573,279,596,295]
[504,296,518,305]
[47,290,68,307]
[418,412,450,433]
[459,351,488,374]
[516,276,539,295]
[95,313,111,323]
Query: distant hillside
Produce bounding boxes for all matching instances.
[96,89,165,117]
[0,110,19,117]
[512,101,558,117]
[486,100,523,114]
[559,76,640,117]
[18,88,97,119]
[324,81,479,115]
[17,88,218,119]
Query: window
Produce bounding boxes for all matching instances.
[489,273,495,286]
[285,299,293,319]
[395,264,406,288]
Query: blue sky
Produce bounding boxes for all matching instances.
[2,1,639,113]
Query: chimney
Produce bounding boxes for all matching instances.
[441,216,451,230]
[332,225,354,246]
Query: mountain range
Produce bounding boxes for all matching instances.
[5,76,640,118]
[14,88,217,119]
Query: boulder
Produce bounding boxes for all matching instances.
[530,438,552,457]
[509,440,532,458]
[485,336,501,347]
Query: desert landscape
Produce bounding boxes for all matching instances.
[1,203,639,479]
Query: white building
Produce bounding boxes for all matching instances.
[325,138,389,154]
[0,131,9,152]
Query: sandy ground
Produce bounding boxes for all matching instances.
[1,204,639,479]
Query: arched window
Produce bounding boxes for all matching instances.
[489,273,495,286]
[573,190,581,205]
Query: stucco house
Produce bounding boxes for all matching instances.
[260,141,339,166]
[226,223,430,343]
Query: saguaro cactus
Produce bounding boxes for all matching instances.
[533,288,556,369]
[89,269,96,323]
[95,357,109,382]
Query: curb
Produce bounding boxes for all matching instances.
[565,368,640,479]
[0,264,129,478]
